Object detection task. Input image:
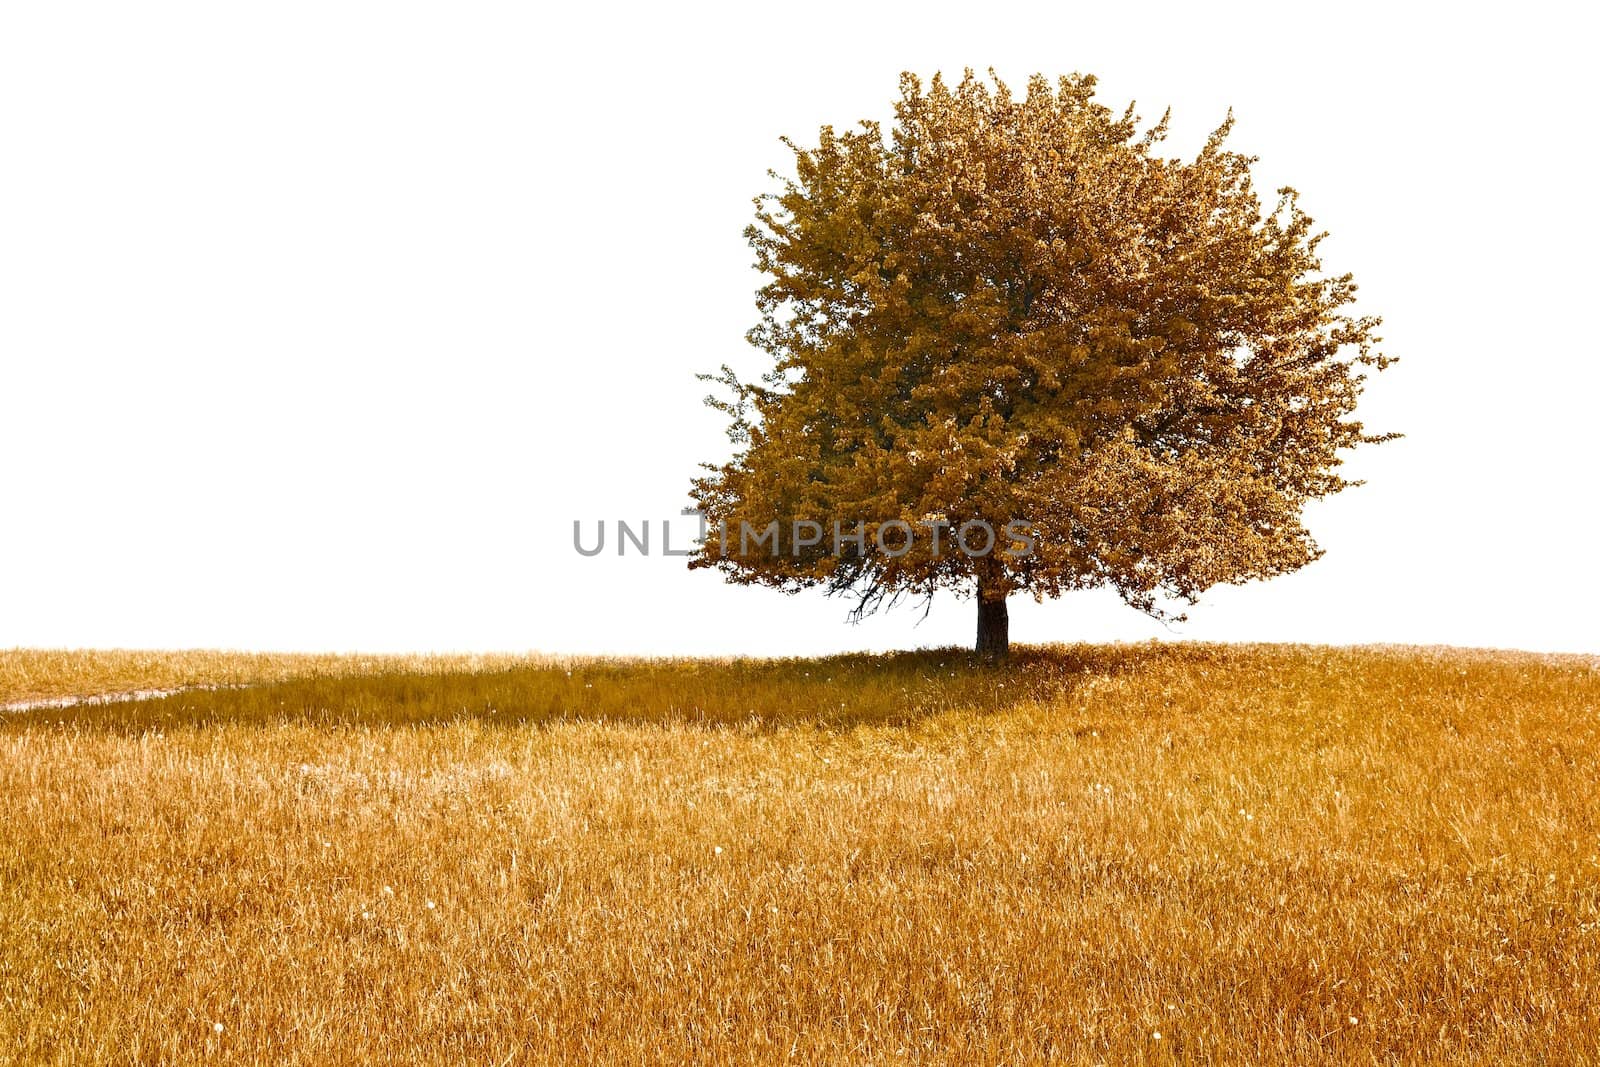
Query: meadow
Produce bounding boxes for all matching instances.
[2,643,1597,1065]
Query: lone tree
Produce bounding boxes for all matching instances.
[691,70,1393,657]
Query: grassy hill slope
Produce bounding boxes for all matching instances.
[3,645,1597,1064]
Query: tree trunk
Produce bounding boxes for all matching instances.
[976,587,1010,660]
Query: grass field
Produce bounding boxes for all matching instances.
[0,650,564,709]
[2,644,1598,1065]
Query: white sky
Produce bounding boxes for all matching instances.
[2,2,1595,655]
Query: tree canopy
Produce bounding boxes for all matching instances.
[691,70,1393,655]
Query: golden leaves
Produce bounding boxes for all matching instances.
[693,70,1391,621]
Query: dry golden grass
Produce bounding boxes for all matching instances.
[0,649,571,708]
[2,644,1598,1064]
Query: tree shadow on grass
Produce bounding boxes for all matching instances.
[1,645,1179,735]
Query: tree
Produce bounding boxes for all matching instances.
[690,70,1394,658]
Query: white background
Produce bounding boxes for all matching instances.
[2,2,1595,655]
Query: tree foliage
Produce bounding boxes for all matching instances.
[691,69,1393,634]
